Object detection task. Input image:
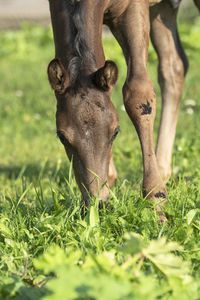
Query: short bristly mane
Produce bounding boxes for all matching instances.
[67,0,96,84]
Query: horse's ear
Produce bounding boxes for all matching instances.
[47,59,69,94]
[93,60,118,91]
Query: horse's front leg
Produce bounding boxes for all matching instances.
[108,0,166,207]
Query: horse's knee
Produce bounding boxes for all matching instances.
[123,76,156,129]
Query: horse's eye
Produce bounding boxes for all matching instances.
[57,131,66,145]
[111,126,120,142]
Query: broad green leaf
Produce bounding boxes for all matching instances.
[119,232,145,255]
[33,246,68,273]
[186,209,198,225]
[145,238,190,280]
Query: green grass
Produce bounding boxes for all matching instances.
[0,19,200,299]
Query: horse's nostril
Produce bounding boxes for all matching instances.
[105,194,110,202]
[98,189,110,209]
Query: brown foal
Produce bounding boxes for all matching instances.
[48,0,199,210]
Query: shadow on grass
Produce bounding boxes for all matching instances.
[0,159,143,186]
[0,162,70,183]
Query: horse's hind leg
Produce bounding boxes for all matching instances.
[150,1,188,182]
[107,0,166,203]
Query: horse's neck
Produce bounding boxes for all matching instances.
[49,0,106,72]
[75,0,106,70]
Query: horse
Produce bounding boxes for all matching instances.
[47,0,200,215]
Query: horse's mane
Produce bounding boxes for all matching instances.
[67,0,96,84]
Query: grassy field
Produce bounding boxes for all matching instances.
[0,17,200,299]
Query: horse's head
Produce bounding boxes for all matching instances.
[48,58,119,206]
